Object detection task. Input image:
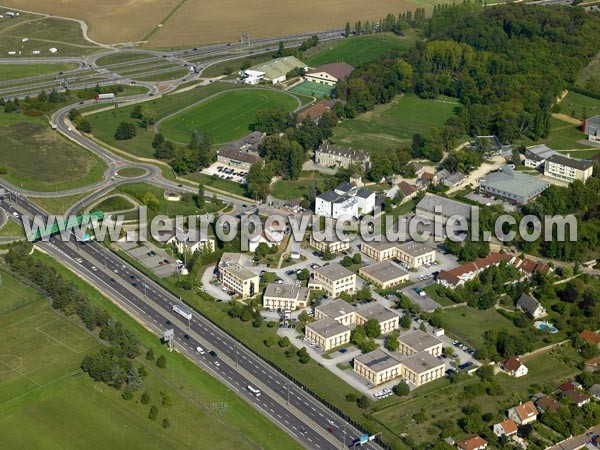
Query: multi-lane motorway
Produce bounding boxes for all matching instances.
[1,187,382,450]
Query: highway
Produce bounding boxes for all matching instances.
[0,188,383,450]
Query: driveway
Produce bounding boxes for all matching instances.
[200,264,231,301]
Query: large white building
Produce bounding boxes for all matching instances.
[241,56,307,84]
[543,154,594,183]
[584,115,600,143]
[315,182,375,219]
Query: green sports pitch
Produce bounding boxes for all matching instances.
[289,81,333,99]
[159,89,299,144]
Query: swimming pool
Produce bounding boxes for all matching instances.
[534,321,558,333]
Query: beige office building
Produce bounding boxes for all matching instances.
[397,330,443,357]
[399,351,445,386]
[543,154,594,183]
[309,232,351,254]
[395,241,436,268]
[359,261,409,289]
[263,283,310,310]
[218,253,259,298]
[305,318,351,351]
[309,263,356,297]
[314,299,357,326]
[355,303,399,333]
[354,349,402,386]
[360,240,399,262]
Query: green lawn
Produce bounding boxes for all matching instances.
[0,218,24,238]
[372,351,578,445]
[271,171,324,200]
[305,31,419,68]
[28,252,303,450]
[0,63,78,82]
[159,89,299,144]
[116,167,148,178]
[95,53,156,67]
[87,82,241,158]
[93,195,136,212]
[29,192,91,216]
[0,114,106,192]
[435,306,517,348]
[115,183,206,217]
[560,91,600,120]
[519,117,588,150]
[133,68,189,82]
[332,94,459,155]
[558,148,600,159]
[181,173,248,197]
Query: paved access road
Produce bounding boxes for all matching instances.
[2,187,383,450]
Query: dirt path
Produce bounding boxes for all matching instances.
[551,113,582,125]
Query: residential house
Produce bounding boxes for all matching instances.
[589,384,600,400]
[305,62,354,86]
[560,381,582,392]
[493,418,518,438]
[437,169,467,188]
[387,181,418,203]
[580,330,600,348]
[563,390,591,407]
[456,435,488,450]
[297,100,336,122]
[501,356,528,378]
[516,293,547,319]
[507,401,538,425]
[535,395,561,413]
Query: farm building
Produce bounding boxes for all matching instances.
[242,56,307,84]
[305,62,354,86]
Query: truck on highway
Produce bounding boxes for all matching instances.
[247,385,261,397]
[95,93,115,101]
[172,304,192,321]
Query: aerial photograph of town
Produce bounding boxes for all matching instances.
[0,0,599,449]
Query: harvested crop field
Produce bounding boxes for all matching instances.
[9,0,449,47]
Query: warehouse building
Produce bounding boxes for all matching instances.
[415,194,472,224]
[479,167,550,204]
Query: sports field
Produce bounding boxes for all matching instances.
[305,32,419,68]
[332,94,459,154]
[0,114,106,192]
[290,81,333,99]
[159,89,299,143]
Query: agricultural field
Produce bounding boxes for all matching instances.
[371,351,578,445]
[0,16,101,57]
[0,114,106,192]
[0,63,77,82]
[305,31,419,68]
[86,82,241,158]
[332,94,459,154]
[159,89,300,144]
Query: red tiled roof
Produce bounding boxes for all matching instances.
[307,62,354,80]
[398,181,417,197]
[560,382,577,392]
[535,396,561,413]
[502,356,523,372]
[297,100,336,122]
[513,401,537,421]
[564,390,591,405]
[421,171,435,180]
[457,435,488,450]
[580,330,600,346]
[497,418,518,435]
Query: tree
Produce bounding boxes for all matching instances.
[141,392,150,404]
[299,311,310,323]
[149,405,159,420]
[140,104,157,131]
[252,309,263,328]
[352,253,362,265]
[278,336,290,347]
[393,382,410,396]
[297,347,311,364]
[341,256,353,267]
[146,348,155,360]
[297,269,310,281]
[156,355,166,369]
[264,336,275,347]
[356,395,371,410]
[385,331,399,351]
[443,346,454,358]
[114,121,136,140]
[162,418,171,429]
[161,390,172,407]
[400,313,411,329]
[344,22,351,38]
[196,184,205,209]
[75,117,92,133]
[364,319,381,338]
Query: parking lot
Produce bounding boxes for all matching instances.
[465,191,516,212]
[116,240,176,278]
[201,162,247,184]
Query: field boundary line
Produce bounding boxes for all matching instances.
[2,311,52,331]
[60,325,90,342]
[0,356,41,388]
[0,369,83,408]
[36,323,89,354]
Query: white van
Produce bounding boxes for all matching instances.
[247,385,261,397]
[196,346,205,355]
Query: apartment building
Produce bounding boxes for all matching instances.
[399,351,445,386]
[314,298,357,325]
[309,263,356,297]
[314,143,370,170]
[360,239,436,268]
[544,154,594,183]
[309,230,351,254]
[218,253,259,298]
[360,239,399,262]
[263,283,310,310]
[355,303,399,333]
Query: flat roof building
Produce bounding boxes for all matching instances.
[416,194,472,224]
[263,283,310,311]
[309,263,356,298]
[218,253,259,298]
[397,329,443,357]
[359,261,409,290]
[360,239,399,262]
[305,317,351,351]
[480,167,550,204]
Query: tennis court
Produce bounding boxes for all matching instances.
[289,81,333,98]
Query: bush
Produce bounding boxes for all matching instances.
[162,417,171,429]
[156,355,167,368]
[141,392,150,404]
[393,382,410,397]
[149,405,159,420]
